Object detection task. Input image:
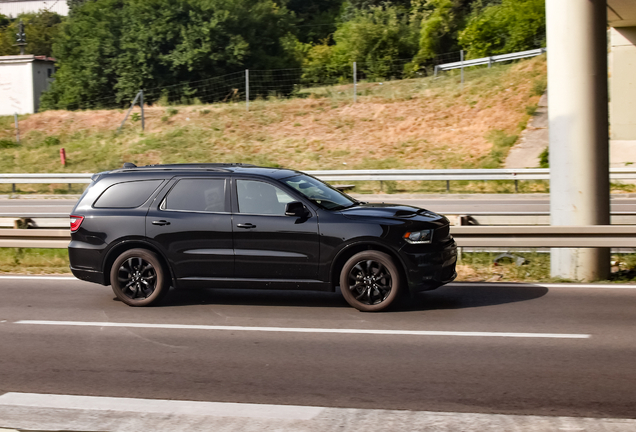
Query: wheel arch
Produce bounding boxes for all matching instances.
[103,239,175,287]
[330,241,408,291]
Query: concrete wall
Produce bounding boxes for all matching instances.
[0,60,34,115]
[31,60,53,113]
[0,1,68,17]
[0,56,53,115]
[610,27,636,140]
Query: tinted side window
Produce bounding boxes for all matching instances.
[93,180,163,208]
[164,179,227,212]
[237,180,294,215]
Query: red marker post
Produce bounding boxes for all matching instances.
[60,148,66,166]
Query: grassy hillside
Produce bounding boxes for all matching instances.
[0,56,547,193]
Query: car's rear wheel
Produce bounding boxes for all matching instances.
[110,249,168,306]
[339,250,400,312]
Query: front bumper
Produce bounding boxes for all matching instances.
[399,238,458,293]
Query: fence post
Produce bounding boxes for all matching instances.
[140,89,145,131]
[245,69,249,112]
[460,50,464,87]
[353,62,357,103]
[117,91,142,133]
[14,113,20,144]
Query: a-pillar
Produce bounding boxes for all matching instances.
[546,0,610,280]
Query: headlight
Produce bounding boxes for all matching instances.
[403,229,433,244]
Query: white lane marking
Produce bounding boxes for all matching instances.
[0,392,323,420]
[450,282,636,289]
[0,276,76,280]
[536,283,636,289]
[15,320,590,339]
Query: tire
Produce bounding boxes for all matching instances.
[110,249,169,307]
[339,250,401,312]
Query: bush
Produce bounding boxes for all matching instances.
[0,139,18,148]
[539,147,549,168]
[43,136,61,146]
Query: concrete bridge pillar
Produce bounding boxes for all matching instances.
[547,0,610,280]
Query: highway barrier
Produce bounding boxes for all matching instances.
[3,168,636,185]
[2,226,635,249]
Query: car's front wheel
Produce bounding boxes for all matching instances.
[339,250,400,312]
[110,249,168,306]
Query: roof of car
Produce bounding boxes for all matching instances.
[101,163,303,179]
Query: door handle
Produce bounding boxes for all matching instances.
[237,223,256,229]
[152,220,170,226]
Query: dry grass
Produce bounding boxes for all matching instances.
[0,57,547,183]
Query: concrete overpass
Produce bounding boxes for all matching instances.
[548,0,636,280]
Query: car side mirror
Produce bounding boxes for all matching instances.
[285,201,308,217]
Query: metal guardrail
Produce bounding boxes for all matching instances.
[4,168,636,184]
[434,48,547,74]
[452,226,636,248]
[2,226,635,249]
[0,229,70,248]
[0,173,92,184]
[4,212,636,230]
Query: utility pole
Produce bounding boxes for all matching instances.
[15,20,26,55]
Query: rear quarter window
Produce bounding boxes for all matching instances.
[93,180,163,208]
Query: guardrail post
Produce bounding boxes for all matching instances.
[460,50,464,87]
[446,180,450,193]
[488,56,492,68]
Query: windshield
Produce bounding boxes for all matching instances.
[281,174,357,210]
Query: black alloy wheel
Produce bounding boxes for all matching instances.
[110,249,168,306]
[339,250,400,312]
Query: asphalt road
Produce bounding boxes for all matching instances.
[2,194,636,216]
[1,276,635,424]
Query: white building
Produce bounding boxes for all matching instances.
[0,0,68,16]
[0,55,55,115]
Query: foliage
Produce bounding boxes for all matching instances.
[67,0,94,14]
[459,0,545,58]
[0,11,64,56]
[482,129,518,168]
[41,0,300,110]
[0,139,19,149]
[415,0,457,62]
[539,147,549,168]
[283,0,342,44]
[303,4,421,83]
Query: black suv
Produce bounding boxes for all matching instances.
[69,163,457,311]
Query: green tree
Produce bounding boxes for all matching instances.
[0,11,64,56]
[42,0,300,109]
[412,0,474,64]
[283,0,343,44]
[303,4,420,82]
[459,0,545,58]
[67,0,93,14]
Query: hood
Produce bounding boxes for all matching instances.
[339,203,446,222]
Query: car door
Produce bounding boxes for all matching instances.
[146,177,234,285]
[231,178,320,281]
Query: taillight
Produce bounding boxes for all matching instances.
[70,215,84,232]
